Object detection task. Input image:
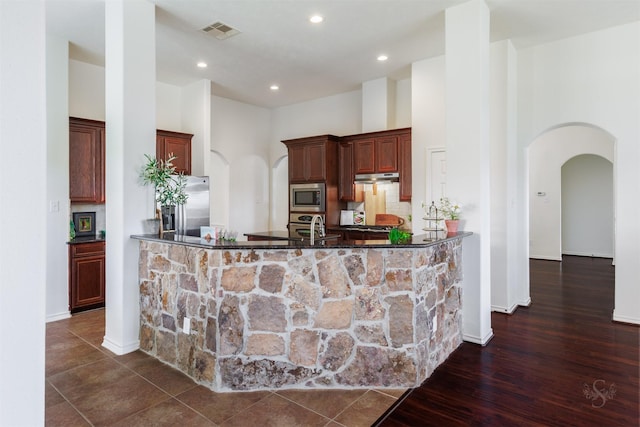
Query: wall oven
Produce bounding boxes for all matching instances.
[289,213,324,240]
[290,183,325,212]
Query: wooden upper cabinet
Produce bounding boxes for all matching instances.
[156,130,193,175]
[344,127,411,200]
[306,143,327,182]
[339,141,355,201]
[352,135,398,175]
[399,130,412,201]
[69,117,105,203]
[353,138,375,174]
[282,136,337,184]
[376,136,399,173]
[287,144,307,182]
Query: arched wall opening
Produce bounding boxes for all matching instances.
[561,154,614,258]
[528,123,615,261]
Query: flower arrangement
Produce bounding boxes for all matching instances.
[437,197,461,220]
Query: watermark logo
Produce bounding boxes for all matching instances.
[583,379,616,408]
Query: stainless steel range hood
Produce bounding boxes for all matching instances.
[354,172,399,183]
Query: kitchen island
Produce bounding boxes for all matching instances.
[132,231,471,391]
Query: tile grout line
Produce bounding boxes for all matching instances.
[46,378,95,427]
[273,392,345,425]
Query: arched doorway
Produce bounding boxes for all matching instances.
[561,154,614,258]
[528,123,615,262]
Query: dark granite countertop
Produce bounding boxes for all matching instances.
[67,236,106,245]
[243,230,342,242]
[131,230,471,250]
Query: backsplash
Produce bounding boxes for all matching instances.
[71,203,106,236]
[346,182,412,228]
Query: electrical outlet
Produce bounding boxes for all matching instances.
[183,317,191,334]
[432,316,437,333]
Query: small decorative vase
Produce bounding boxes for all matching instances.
[445,219,459,234]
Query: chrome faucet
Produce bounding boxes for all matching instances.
[310,214,325,245]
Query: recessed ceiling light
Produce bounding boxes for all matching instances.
[197,62,207,68]
[309,15,323,24]
[377,55,388,62]
[270,85,279,91]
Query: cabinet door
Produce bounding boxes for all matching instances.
[376,136,398,172]
[288,145,307,182]
[69,242,106,312]
[69,119,105,203]
[339,142,355,201]
[306,143,326,181]
[399,132,412,201]
[353,138,375,174]
[156,130,193,175]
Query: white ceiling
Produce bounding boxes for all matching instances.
[45,0,639,108]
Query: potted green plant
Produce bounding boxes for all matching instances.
[438,197,461,234]
[140,153,188,234]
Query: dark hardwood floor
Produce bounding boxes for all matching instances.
[377,256,639,426]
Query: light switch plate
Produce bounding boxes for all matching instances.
[183,317,191,334]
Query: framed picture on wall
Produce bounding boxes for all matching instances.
[73,212,96,237]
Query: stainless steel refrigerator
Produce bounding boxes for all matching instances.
[176,176,210,236]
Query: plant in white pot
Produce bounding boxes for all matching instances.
[438,197,461,234]
[140,153,188,235]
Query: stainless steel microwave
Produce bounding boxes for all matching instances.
[290,183,325,212]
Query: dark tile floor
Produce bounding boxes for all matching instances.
[45,309,406,426]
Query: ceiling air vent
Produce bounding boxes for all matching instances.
[201,21,240,40]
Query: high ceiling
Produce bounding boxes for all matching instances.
[46,0,639,108]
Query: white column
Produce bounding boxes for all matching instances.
[445,0,493,344]
[103,0,156,355]
[490,40,523,314]
[362,77,396,132]
[0,0,46,424]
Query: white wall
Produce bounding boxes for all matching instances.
[183,79,211,176]
[395,78,412,129]
[69,59,105,120]
[561,154,613,257]
[211,95,271,237]
[46,35,71,322]
[519,22,640,324]
[0,1,47,423]
[270,90,362,229]
[411,55,446,234]
[156,82,182,130]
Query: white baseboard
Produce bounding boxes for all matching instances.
[612,311,640,325]
[102,337,140,355]
[463,329,494,346]
[491,303,518,314]
[519,297,532,307]
[46,311,71,323]
[529,255,562,261]
[562,251,614,258]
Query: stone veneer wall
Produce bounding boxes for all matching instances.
[138,239,463,391]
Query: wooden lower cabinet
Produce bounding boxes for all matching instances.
[340,230,390,241]
[69,241,105,313]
